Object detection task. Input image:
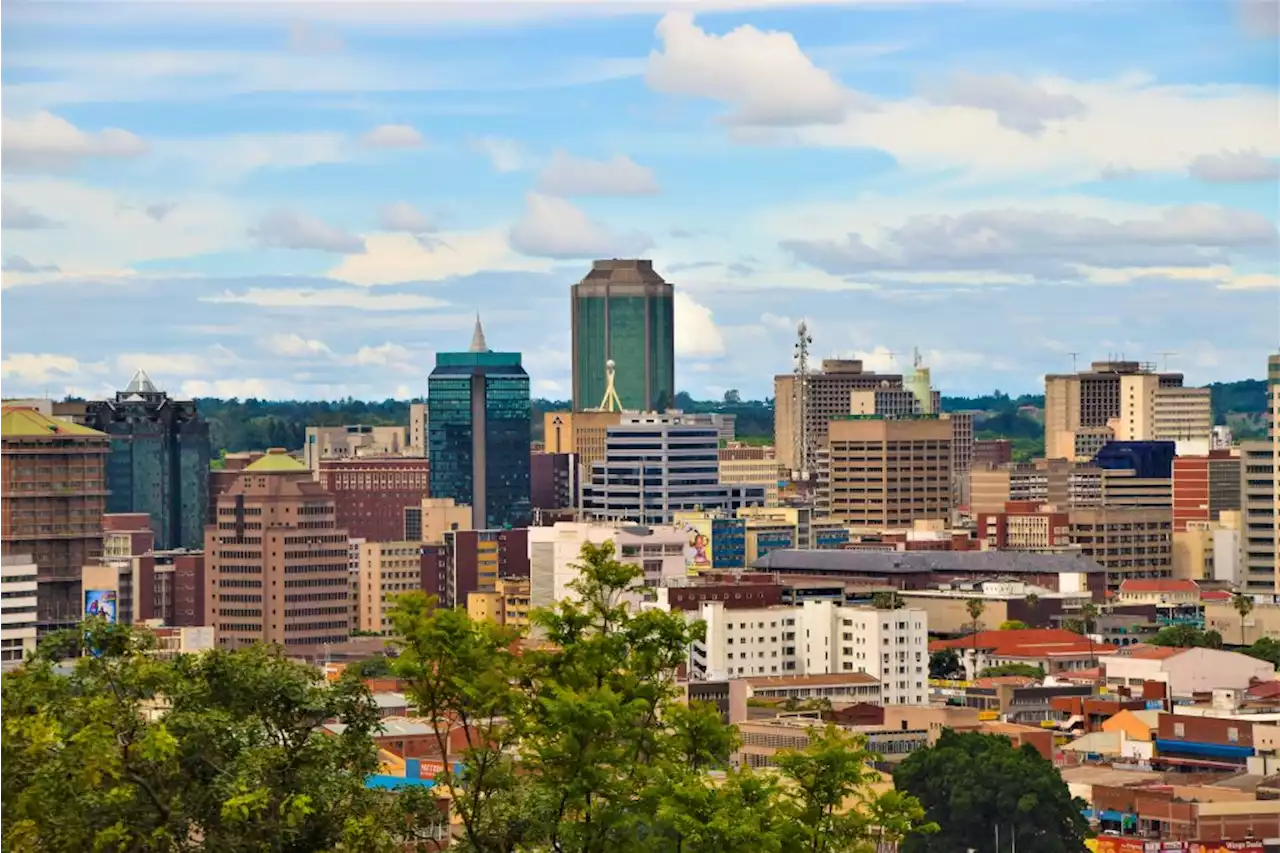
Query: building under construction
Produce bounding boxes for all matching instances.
[1,406,109,632]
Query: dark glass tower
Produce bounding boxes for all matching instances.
[428,318,532,530]
[571,260,675,412]
[83,371,210,551]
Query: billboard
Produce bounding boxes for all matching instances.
[84,589,118,624]
[1092,841,1265,853]
[682,519,712,574]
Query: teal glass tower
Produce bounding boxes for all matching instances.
[428,318,532,530]
[571,260,675,412]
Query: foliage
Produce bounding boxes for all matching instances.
[348,656,394,678]
[894,729,1090,853]
[1244,637,1280,668]
[998,620,1029,631]
[978,663,1045,679]
[928,650,963,680]
[2,620,434,852]
[1209,378,1267,424]
[1148,625,1223,649]
[388,540,935,853]
[1232,593,1256,648]
[872,591,905,610]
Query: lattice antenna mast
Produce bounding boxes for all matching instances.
[793,321,814,480]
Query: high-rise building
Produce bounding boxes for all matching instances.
[316,457,431,541]
[775,359,906,474]
[1,555,39,669]
[1240,438,1278,594]
[542,409,622,474]
[403,497,472,544]
[530,452,578,512]
[204,449,350,650]
[581,413,765,524]
[571,259,675,413]
[1,406,109,631]
[1172,451,1241,532]
[356,541,423,635]
[820,415,952,529]
[434,528,529,608]
[427,317,532,530]
[83,371,210,550]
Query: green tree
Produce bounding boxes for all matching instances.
[964,599,986,678]
[1245,636,1280,667]
[978,663,1046,679]
[1149,623,1206,647]
[388,541,935,853]
[871,591,905,610]
[2,619,433,852]
[894,730,1089,853]
[928,650,962,680]
[998,620,1029,631]
[1023,593,1041,626]
[1078,602,1099,666]
[1232,592,1255,647]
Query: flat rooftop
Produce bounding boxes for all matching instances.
[751,549,1107,575]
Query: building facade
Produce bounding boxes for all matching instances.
[1172,451,1241,533]
[530,452,578,513]
[0,555,39,669]
[303,425,407,468]
[316,457,431,541]
[821,415,952,529]
[83,371,210,551]
[1240,439,1278,594]
[403,497,472,545]
[427,319,532,531]
[357,541,423,635]
[204,449,350,650]
[436,527,530,609]
[466,578,531,628]
[570,259,675,413]
[527,521,687,609]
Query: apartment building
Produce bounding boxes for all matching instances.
[1240,439,1278,594]
[0,555,38,669]
[527,521,686,609]
[403,497,472,544]
[822,415,952,529]
[692,599,929,705]
[357,541,423,635]
[466,578,531,628]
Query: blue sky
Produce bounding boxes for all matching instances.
[2,0,1277,402]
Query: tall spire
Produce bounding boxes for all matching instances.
[469,312,490,353]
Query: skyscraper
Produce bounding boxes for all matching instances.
[571,259,675,412]
[428,317,532,530]
[83,371,210,550]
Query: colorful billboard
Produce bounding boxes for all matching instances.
[1091,840,1265,853]
[84,589,118,623]
[682,519,713,574]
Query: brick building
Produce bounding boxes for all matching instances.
[317,457,431,542]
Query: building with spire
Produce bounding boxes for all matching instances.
[82,371,211,550]
[571,259,675,413]
[427,317,532,530]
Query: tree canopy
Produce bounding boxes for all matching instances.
[1147,625,1223,649]
[977,663,1045,679]
[928,650,962,680]
[894,729,1089,853]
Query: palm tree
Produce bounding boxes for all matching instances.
[965,598,986,680]
[1024,592,1041,627]
[1232,592,1255,648]
[1079,602,1100,667]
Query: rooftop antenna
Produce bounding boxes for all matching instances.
[1068,352,1079,372]
[792,321,814,481]
[1158,351,1178,372]
[597,359,623,412]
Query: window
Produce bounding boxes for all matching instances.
[1174,722,1185,738]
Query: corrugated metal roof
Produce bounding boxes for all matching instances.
[243,449,308,473]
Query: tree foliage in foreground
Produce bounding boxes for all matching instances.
[894,729,1088,853]
[390,539,936,853]
[2,623,441,852]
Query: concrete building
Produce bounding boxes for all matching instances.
[1,405,110,632]
[929,628,1113,679]
[681,412,736,443]
[427,318,532,531]
[978,501,1073,551]
[530,451,577,513]
[1,554,39,669]
[1239,439,1278,594]
[427,527,529,609]
[1172,451,1241,532]
[303,424,407,469]
[82,371,210,551]
[1067,506,1172,590]
[821,415,952,529]
[408,402,427,457]
[849,387,940,418]
[718,455,784,507]
[581,413,765,524]
[89,513,204,627]
[898,581,1090,634]
[528,521,686,609]
[972,439,1013,469]
[357,541,423,635]
[692,599,929,704]
[316,457,431,542]
[466,577,531,628]
[205,449,350,650]
[542,410,622,476]
[1103,647,1275,699]
[403,496,472,545]
[775,358,907,475]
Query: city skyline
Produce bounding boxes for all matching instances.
[2,1,1277,402]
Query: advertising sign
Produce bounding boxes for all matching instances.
[1093,841,1265,853]
[682,519,712,574]
[84,589,118,624]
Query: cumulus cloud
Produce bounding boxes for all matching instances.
[536,150,660,196]
[509,193,653,259]
[203,287,447,311]
[933,72,1087,135]
[2,197,62,230]
[329,230,547,286]
[359,124,426,149]
[2,255,59,273]
[470,136,526,173]
[250,210,365,253]
[263,333,333,357]
[646,12,858,126]
[378,202,435,235]
[782,204,1279,279]
[2,111,146,172]
[179,378,280,399]
[350,342,412,367]
[0,352,86,384]
[674,291,725,356]
[1189,149,1280,183]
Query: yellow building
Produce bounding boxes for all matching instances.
[357,541,422,635]
[718,456,784,506]
[466,578,531,628]
[541,410,622,473]
[407,497,472,544]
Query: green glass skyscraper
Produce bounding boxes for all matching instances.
[571,260,675,412]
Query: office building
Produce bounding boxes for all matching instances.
[356,541,423,635]
[466,578,531,628]
[82,371,210,551]
[775,359,906,474]
[718,455,785,507]
[427,318,532,531]
[528,521,687,609]
[1240,440,1278,594]
[542,410,622,474]
[972,439,1013,469]
[1,406,109,632]
[691,600,929,705]
[204,449,350,650]
[403,497,472,545]
[821,415,952,529]
[303,425,407,468]
[571,259,675,413]
[978,502,1072,551]
[316,457,431,541]
[581,413,765,525]
[1,555,39,669]
[1094,441,1175,479]
[530,452,578,512]
[1172,451,1241,532]
[425,527,529,608]
[681,412,737,442]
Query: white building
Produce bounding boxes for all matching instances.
[1,555,39,669]
[1105,647,1276,699]
[528,521,687,610]
[692,600,929,705]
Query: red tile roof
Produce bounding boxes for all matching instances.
[1201,590,1231,602]
[1118,579,1200,594]
[1116,644,1185,660]
[1058,667,1103,682]
[1246,680,1280,700]
[929,628,1116,659]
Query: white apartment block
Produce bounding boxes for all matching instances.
[692,600,929,705]
[1,555,39,669]
[528,521,687,610]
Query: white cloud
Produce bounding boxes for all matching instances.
[2,197,61,230]
[536,150,660,196]
[0,352,88,384]
[1189,149,1280,183]
[350,342,413,367]
[2,111,146,172]
[179,378,281,399]
[2,255,59,273]
[359,124,427,149]
[203,287,449,311]
[931,72,1087,135]
[674,291,725,356]
[509,193,653,259]
[263,333,333,357]
[378,202,435,234]
[114,347,239,379]
[287,21,344,54]
[160,132,348,179]
[329,230,549,286]
[250,210,365,253]
[646,12,858,126]
[471,136,527,172]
